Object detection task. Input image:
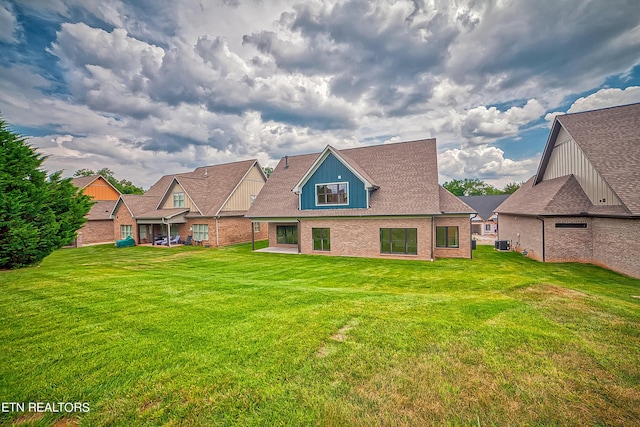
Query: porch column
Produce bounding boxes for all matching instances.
[251,221,255,251]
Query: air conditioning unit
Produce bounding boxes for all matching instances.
[495,240,510,251]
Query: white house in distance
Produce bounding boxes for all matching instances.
[495,103,640,278]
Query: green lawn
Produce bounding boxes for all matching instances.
[1,243,639,426]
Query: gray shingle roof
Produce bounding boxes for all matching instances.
[87,200,117,220]
[247,139,474,218]
[537,103,640,215]
[116,160,261,219]
[459,195,510,220]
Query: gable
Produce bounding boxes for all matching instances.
[159,180,198,211]
[300,152,368,210]
[541,125,621,207]
[220,163,267,212]
[75,176,120,200]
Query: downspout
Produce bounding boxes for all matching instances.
[297,219,301,254]
[536,216,545,262]
[430,217,434,261]
[215,216,220,247]
[470,214,478,259]
[251,221,255,251]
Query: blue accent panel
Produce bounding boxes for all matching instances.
[300,153,368,210]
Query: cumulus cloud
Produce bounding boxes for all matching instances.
[439,145,538,187]
[567,86,640,113]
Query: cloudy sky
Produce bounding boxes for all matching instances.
[1,0,639,189]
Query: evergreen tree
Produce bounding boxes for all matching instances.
[0,118,92,269]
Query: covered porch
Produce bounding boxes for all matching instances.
[136,208,189,247]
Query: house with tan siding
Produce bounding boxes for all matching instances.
[246,139,475,260]
[495,103,640,278]
[72,175,121,245]
[112,160,268,247]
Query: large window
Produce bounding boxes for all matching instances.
[312,228,331,251]
[380,228,417,255]
[121,225,133,239]
[436,226,459,248]
[316,183,348,205]
[193,224,208,241]
[173,192,185,207]
[277,225,298,244]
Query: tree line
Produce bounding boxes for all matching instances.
[443,178,522,196]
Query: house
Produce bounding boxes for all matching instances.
[72,175,121,245]
[111,160,268,247]
[246,139,475,260]
[495,103,640,278]
[459,195,510,236]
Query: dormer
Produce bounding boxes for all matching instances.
[292,145,378,210]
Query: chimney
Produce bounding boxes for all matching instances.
[285,156,289,169]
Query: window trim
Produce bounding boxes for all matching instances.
[173,192,185,208]
[192,224,208,241]
[276,225,298,245]
[380,228,418,255]
[121,224,133,239]
[312,228,331,252]
[436,226,459,248]
[315,182,349,206]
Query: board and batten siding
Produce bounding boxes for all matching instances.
[300,152,368,210]
[82,177,120,200]
[160,182,198,210]
[221,165,266,212]
[542,126,621,206]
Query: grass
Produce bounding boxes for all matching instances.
[1,242,639,426]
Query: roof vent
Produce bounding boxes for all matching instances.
[204,166,208,176]
[285,156,289,169]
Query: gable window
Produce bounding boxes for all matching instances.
[173,192,185,208]
[380,228,417,255]
[312,228,331,251]
[250,195,256,205]
[316,183,348,205]
[120,225,133,239]
[277,225,298,244]
[436,226,459,248]
[193,224,208,241]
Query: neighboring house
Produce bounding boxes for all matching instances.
[246,139,475,260]
[72,175,121,245]
[111,160,268,247]
[459,195,510,236]
[495,103,640,278]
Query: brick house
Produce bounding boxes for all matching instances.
[246,139,475,260]
[459,195,510,236]
[495,103,640,278]
[111,160,268,247]
[72,175,121,245]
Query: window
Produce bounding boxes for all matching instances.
[313,228,330,251]
[250,195,256,205]
[139,226,147,240]
[193,224,208,241]
[121,225,133,239]
[436,226,459,248]
[380,228,417,255]
[253,222,260,232]
[316,183,348,205]
[555,223,587,229]
[277,225,298,244]
[173,192,185,207]
[485,224,492,232]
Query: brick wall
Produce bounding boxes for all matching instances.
[544,217,593,263]
[263,216,471,260]
[434,216,472,259]
[80,219,115,244]
[498,215,544,261]
[592,217,640,279]
[112,204,137,243]
[217,217,267,246]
